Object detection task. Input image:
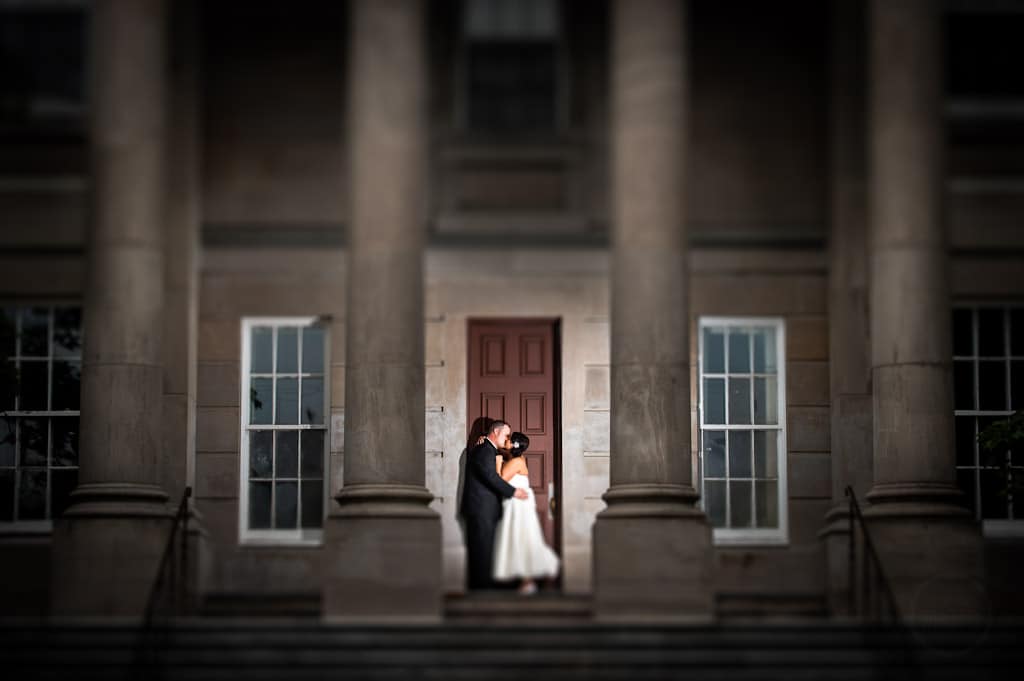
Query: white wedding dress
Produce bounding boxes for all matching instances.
[492,473,560,580]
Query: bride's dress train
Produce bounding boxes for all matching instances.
[492,473,560,580]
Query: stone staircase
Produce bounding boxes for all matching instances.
[2,614,1020,680]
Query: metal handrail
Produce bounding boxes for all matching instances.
[143,486,193,624]
[844,485,901,622]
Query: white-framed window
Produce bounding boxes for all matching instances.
[239,318,330,545]
[952,305,1023,535]
[698,317,788,545]
[0,304,82,530]
[458,0,564,133]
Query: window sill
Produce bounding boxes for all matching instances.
[239,531,324,548]
[712,529,789,547]
[0,521,54,538]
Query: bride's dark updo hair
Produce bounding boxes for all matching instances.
[508,432,530,458]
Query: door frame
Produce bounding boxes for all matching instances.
[466,317,563,567]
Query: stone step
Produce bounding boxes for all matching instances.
[199,591,321,618]
[715,592,829,619]
[444,592,592,623]
[3,619,1020,681]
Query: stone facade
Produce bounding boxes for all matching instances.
[1,0,1023,621]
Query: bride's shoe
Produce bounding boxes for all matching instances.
[517,581,537,596]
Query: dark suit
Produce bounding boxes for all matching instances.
[461,439,516,590]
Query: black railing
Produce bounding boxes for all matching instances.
[845,485,901,622]
[143,486,193,624]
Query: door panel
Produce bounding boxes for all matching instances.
[468,319,559,554]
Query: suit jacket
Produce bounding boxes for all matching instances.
[460,439,516,522]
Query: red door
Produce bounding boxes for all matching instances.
[467,319,560,555]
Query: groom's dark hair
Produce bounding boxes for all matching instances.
[488,419,509,435]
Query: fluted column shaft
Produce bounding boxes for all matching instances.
[868,0,955,499]
[863,0,985,618]
[343,0,427,489]
[324,0,440,621]
[51,0,172,617]
[592,0,711,619]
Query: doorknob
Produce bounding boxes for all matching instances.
[547,482,555,517]
[549,497,557,513]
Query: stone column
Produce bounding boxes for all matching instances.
[592,0,712,620]
[162,0,207,606]
[864,0,985,618]
[820,0,873,617]
[51,0,173,616]
[322,0,441,621]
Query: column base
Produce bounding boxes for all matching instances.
[863,482,989,620]
[322,484,442,623]
[592,484,713,621]
[50,482,175,617]
[819,504,853,617]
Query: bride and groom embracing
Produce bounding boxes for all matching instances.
[460,419,560,595]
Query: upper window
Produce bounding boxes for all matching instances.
[460,0,561,133]
[952,305,1023,531]
[0,305,82,527]
[698,318,788,545]
[240,318,330,544]
[0,1,86,131]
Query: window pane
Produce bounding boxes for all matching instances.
[728,377,751,425]
[275,378,298,425]
[703,327,725,374]
[754,430,778,478]
[755,480,778,528]
[276,431,298,478]
[19,361,48,410]
[1011,309,1024,356]
[248,482,272,529]
[1,360,14,410]
[752,328,777,374]
[50,468,77,518]
[250,327,273,374]
[301,430,324,478]
[704,480,726,527]
[51,417,78,467]
[1011,360,1023,410]
[728,430,752,478]
[0,469,13,521]
[0,419,13,466]
[729,480,752,528]
[753,376,777,425]
[18,468,46,520]
[980,468,1009,520]
[51,360,80,410]
[952,308,973,356]
[467,43,556,132]
[978,309,1005,356]
[956,468,978,518]
[1,307,16,359]
[249,378,273,425]
[702,430,725,478]
[954,361,975,411]
[53,307,81,357]
[301,377,324,425]
[300,480,324,528]
[728,331,751,373]
[978,360,1007,411]
[249,431,273,479]
[274,481,298,529]
[955,416,976,468]
[20,307,49,357]
[18,418,46,466]
[703,378,725,424]
[277,328,298,374]
[302,327,325,373]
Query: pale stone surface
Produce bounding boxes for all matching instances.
[195,452,238,499]
[785,360,829,407]
[197,361,240,408]
[196,406,240,453]
[786,406,831,453]
[785,316,830,361]
[788,453,833,500]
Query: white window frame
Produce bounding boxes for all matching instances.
[952,303,1023,538]
[698,316,788,546]
[239,317,330,547]
[0,303,82,533]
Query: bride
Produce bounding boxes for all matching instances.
[491,432,560,594]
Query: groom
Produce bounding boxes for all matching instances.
[461,419,528,590]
